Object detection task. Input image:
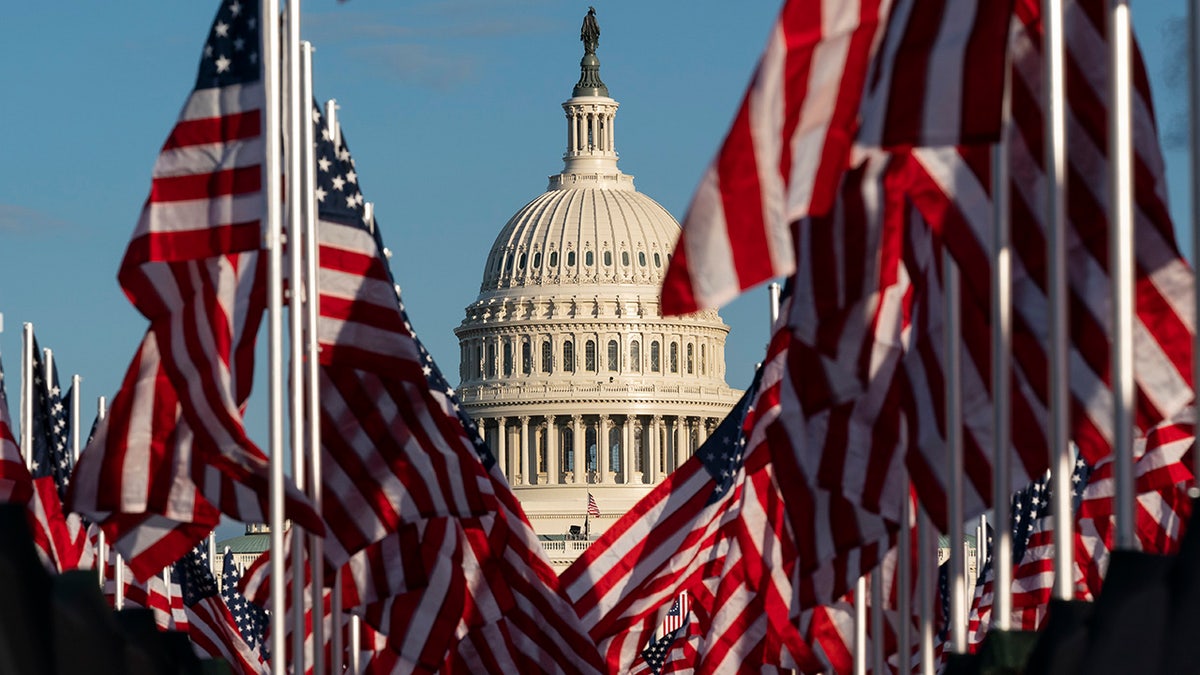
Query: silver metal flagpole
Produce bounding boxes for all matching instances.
[262,0,289,668]
[1043,0,1074,602]
[854,574,868,675]
[284,1,310,670]
[1192,0,1200,500]
[349,615,362,674]
[70,375,81,462]
[1108,0,1136,551]
[20,323,32,470]
[991,54,1015,628]
[944,251,967,654]
[870,568,885,675]
[300,39,328,675]
[115,553,125,610]
[96,396,107,589]
[918,505,935,675]
[209,532,217,576]
[768,282,781,329]
[897,488,912,672]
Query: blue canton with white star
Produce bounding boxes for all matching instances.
[174,546,219,607]
[221,548,269,659]
[194,0,259,90]
[693,370,761,505]
[640,623,686,674]
[30,338,72,501]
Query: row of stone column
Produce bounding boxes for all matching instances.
[477,413,714,486]
[567,107,616,155]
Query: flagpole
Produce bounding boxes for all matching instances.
[349,615,361,674]
[96,396,107,589]
[1191,0,1200,500]
[991,51,1014,627]
[20,323,32,470]
[262,0,289,669]
[768,282,781,329]
[283,1,311,670]
[300,39,328,675]
[870,568,885,675]
[1108,0,1136,551]
[917,504,935,675]
[897,486,912,672]
[70,374,81,463]
[944,250,967,654]
[1043,0,1074,602]
[854,574,867,675]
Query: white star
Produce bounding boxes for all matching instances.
[215,55,232,73]
[346,170,357,184]
[337,147,350,161]
[229,0,243,16]
[331,175,346,191]
[345,194,357,208]
[317,156,331,172]
[314,187,327,202]
[214,21,230,37]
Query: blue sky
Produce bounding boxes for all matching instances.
[0,2,1192,496]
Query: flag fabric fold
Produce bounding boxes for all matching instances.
[68,0,322,579]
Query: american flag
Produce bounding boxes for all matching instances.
[99,539,175,632]
[174,546,269,674]
[659,592,688,635]
[241,105,603,672]
[68,0,323,580]
[638,621,687,675]
[660,0,1009,316]
[221,547,268,660]
[0,354,34,507]
[587,493,600,518]
[560,374,762,671]
[26,337,85,572]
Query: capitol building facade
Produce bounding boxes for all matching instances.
[455,18,741,571]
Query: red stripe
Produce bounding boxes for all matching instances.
[150,166,261,203]
[161,110,261,150]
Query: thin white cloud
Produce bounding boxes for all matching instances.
[0,204,67,233]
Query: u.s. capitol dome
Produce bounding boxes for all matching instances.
[455,11,741,571]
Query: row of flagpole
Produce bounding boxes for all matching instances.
[843,0,1148,668]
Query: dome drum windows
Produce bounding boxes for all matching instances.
[567,251,576,267]
[548,251,558,268]
[585,250,594,266]
[486,342,497,378]
[630,340,641,372]
[607,340,619,372]
[563,340,575,372]
[653,252,662,268]
[686,343,694,375]
[621,251,630,267]
[518,252,527,270]
[541,340,553,374]
[638,251,646,267]
[669,342,679,374]
[503,341,513,377]
[650,341,661,372]
[532,251,542,268]
[603,250,613,267]
[585,340,597,372]
[522,341,533,375]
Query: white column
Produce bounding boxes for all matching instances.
[675,416,687,468]
[496,417,507,481]
[572,415,584,483]
[698,417,709,446]
[519,415,530,486]
[608,112,615,154]
[546,416,558,484]
[628,413,638,480]
[598,415,609,482]
[648,415,661,483]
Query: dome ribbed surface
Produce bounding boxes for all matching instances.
[479,184,679,292]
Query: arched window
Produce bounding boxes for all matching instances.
[638,251,646,267]
[563,340,575,372]
[518,252,527,269]
[686,343,694,374]
[607,340,619,372]
[650,341,661,372]
[654,252,662,268]
[603,250,613,266]
[486,342,497,378]
[670,343,679,373]
[700,344,706,375]
[549,251,558,267]
[621,251,630,266]
[585,340,597,371]
[522,340,532,375]
[567,251,576,267]
[585,250,594,266]
[630,340,641,372]
[541,340,552,373]
[503,341,513,377]
[532,251,542,268]
[505,254,515,274]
